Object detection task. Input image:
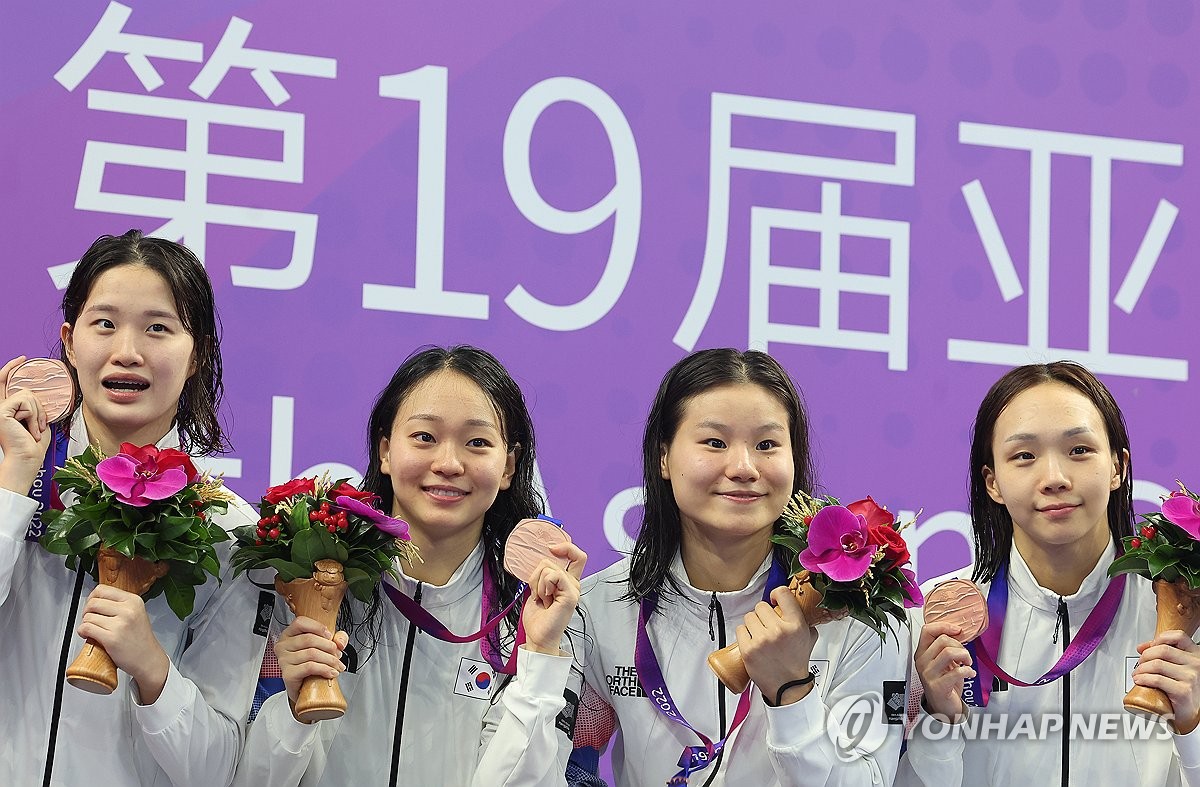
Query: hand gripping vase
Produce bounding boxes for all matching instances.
[1124,579,1200,732]
[707,570,847,693]
[275,559,349,723]
[66,546,169,694]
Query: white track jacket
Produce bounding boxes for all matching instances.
[566,553,909,786]
[898,539,1200,787]
[0,417,264,786]
[233,541,577,786]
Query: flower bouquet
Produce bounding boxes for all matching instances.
[40,443,233,694]
[1108,481,1200,727]
[231,475,420,722]
[707,492,923,693]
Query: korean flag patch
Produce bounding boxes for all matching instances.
[454,657,494,700]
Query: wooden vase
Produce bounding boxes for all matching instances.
[66,547,169,694]
[1124,579,1200,732]
[275,559,349,723]
[706,571,847,693]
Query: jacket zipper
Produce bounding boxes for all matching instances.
[44,568,87,787]
[1054,596,1071,787]
[701,593,728,787]
[389,583,422,787]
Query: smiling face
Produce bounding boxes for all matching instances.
[61,263,196,453]
[378,369,516,546]
[982,381,1124,563]
[659,382,794,546]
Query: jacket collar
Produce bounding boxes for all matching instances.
[1008,536,1117,614]
[67,410,181,456]
[392,539,485,609]
[666,549,777,621]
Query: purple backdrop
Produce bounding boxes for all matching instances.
[2,0,1197,586]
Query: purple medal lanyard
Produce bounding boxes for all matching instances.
[382,559,527,675]
[382,515,566,674]
[25,425,68,541]
[635,558,788,785]
[964,557,1125,707]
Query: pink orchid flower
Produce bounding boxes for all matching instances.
[96,449,188,507]
[335,495,412,540]
[897,567,924,608]
[1163,492,1200,540]
[799,505,875,581]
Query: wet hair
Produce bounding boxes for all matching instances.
[625,348,815,604]
[58,229,227,455]
[360,345,543,655]
[969,361,1134,584]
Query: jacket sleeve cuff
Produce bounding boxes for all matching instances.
[133,661,192,734]
[516,646,574,699]
[765,685,826,747]
[263,691,320,754]
[0,488,38,541]
[1175,722,1200,769]
[906,704,969,760]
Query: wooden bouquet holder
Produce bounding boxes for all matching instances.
[66,546,169,694]
[1124,579,1200,732]
[706,570,847,693]
[275,558,349,723]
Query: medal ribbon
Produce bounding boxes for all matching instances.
[25,425,68,541]
[381,515,565,675]
[964,558,1125,707]
[635,558,788,785]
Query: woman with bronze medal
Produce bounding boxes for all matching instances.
[899,362,1200,786]
[0,230,265,785]
[559,349,908,786]
[232,346,588,786]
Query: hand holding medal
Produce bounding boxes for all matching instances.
[923,579,989,643]
[5,357,75,424]
[914,579,988,719]
[0,357,74,494]
[504,517,586,656]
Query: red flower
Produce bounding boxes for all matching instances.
[867,524,911,568]
[118,442,198,483]
[263,477,315,505]
[847,496,894,529]
[328,482,379,506]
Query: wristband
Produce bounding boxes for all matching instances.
[764,668,817,707]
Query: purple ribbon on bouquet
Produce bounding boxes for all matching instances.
[635,558,788,785]
[25,425,68,541]
[964,558,1126,707]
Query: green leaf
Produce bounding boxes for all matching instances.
[290,528,322,567]
[771,535,807,557]
[291,503,310,532]
[158,516,195,541]
[163,575,196,620]
[265,558,311,582]
[1147,552,1175,577]
[200,553,221,578]
[107,532,136,558]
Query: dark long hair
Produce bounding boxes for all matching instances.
[626,348,815,604]
[969,361,1134,584]
[58,229,227,455]
[361,345,543,655]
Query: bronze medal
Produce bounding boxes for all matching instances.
[503,518,572,583]
[6,357,75,423]
[923,578,989,643]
